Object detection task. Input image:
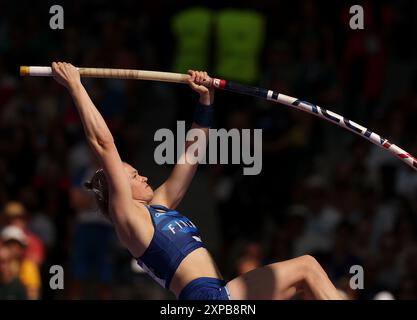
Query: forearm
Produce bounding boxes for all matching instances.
[151,70,214,208]
[178,123,208,175]
[183,99,213,165]
[154,112,211,208]
[69,83,114,150]
[186,123,209,149]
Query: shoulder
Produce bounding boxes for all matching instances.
[112,203,155,258]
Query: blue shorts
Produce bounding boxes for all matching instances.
[179,277,231,300]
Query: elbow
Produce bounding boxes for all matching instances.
[89,134,115,150]
[89,136,115,157]
[98,135,115,148]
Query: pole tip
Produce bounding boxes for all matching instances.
[20,66,29,76]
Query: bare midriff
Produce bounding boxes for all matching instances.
[169,247,223,298]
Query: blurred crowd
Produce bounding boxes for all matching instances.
[1,0,417,299]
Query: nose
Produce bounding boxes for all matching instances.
[142,176,148,183]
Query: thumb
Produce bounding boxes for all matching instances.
[188,80,202,92]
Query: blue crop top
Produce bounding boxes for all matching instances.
[136,204,205,289]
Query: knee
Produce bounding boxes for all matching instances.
[300,255,326,277]
[300,254,319,267]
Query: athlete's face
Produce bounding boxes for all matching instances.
[123,163,154,203]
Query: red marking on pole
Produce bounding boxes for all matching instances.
[219,79,226,89]
[406,154,417,162]
[383,142,391,148]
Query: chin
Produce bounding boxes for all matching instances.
[147,192,154,201]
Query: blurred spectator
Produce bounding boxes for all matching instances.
[0,245,27,300]
[19,186,56,251]
[0,225,41,300]
[233,241,264,276]
[396,247,417,299]
[68,146,116,300]
[3,201,45,266]
[267,205,307,264]
[214,9,265,84]
[293,175,342,256]
[329,222,362,281]
[375,231,401,291]
[171,7,213,73]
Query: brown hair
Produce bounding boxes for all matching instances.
[84,169,110,220]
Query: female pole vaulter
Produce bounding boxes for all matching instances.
[51,62,342,300]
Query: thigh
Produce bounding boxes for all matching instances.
[226,256,309,300]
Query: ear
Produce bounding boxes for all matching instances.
[84,181,93,189]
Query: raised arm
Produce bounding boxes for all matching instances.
[152,70,214,209]
[51,62,135,226]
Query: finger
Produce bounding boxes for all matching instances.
[189,81,200,91]
[199,71,204,83]
[56,62,63,72]
[188,70,197,82]
[56,64,64,74]
[53,62,63,74]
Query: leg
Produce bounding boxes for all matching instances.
[225,255,343,300]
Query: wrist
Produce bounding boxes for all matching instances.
[68,81,82,95]
[199,94,211,106]
[193,101,214,127]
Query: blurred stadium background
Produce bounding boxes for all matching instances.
[1,0,417,299]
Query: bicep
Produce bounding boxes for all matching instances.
[152,126,208,208]
[152,163,197,209]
